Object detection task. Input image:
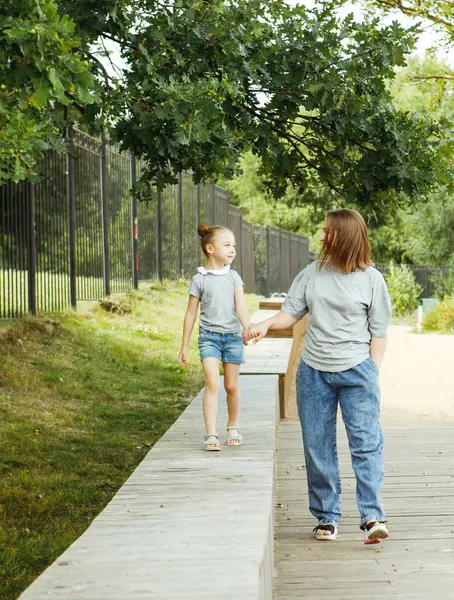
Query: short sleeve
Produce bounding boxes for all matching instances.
[368,272,392,338]
[230,270,244,289]
[282,267,310,320]
[188,275,203,299]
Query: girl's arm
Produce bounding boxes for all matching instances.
[370,336,387,369]
[178,295,200,367]
[234,287,251,333]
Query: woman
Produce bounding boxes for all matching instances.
[250,209,391,544]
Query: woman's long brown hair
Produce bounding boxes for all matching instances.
[318,209,372,273]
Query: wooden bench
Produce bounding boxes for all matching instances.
[20,375,279,600]
[242,300,307,419]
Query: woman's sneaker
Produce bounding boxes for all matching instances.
[362,520,389,545]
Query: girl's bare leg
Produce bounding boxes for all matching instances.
[201,358,221,446]
[223,363,241,439]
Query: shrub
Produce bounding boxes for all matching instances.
[430,265,454,300]
[99,295,133,315]
[422,298,454,332]
[385,264,422,316]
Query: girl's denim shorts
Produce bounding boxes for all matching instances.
[198,328,245,364]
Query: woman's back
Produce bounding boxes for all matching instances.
[283,261,391,372]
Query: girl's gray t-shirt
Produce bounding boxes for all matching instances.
[189,269,244,333]
[282,261,392,372]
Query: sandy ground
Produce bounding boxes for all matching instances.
[380,325,454,420]
[286,325,454,421]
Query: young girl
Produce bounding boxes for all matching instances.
[178,224,251,451]
[250,209,392,545]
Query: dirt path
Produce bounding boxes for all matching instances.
[286,325,454,421]
[381,325,454,420]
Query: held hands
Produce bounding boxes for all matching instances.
[242,321,270,345]
[178,346,188,367]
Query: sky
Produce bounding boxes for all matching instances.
[287,0,453,64]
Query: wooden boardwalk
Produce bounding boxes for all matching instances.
[21,375,279,599]
[274,417,454,600]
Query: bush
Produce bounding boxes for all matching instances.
[430,265,454,300]
[99,295,133,315]
[385,264,422,316]
[422,298,454,332]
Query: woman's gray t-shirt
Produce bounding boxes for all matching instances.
[282,261,392,372]
[189,268,244,333]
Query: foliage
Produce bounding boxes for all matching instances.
[2,0,454,213]
[429,262,454,299]
[422,297,454,332]
[217,52,454,262]
[402,188,454,265]
[391,54,454,118]
[0,0,97,182]
[383,55,454,266]
[385,263,422,315]
[115,0,453,208]
[218,151,328,249]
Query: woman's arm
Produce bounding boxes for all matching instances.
[234,287,251,333]
[370,336,387,369]
[249,310,299,343]
[178,295,200,366]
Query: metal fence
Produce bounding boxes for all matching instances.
[0,129,310,319]
[375,264,451,299]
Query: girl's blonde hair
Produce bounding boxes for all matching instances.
[319,209,372,273]
[198,224,232,257]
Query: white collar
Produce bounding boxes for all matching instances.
[197,264,231,276]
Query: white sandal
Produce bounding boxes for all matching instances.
[313,523,338,541]
[204,434,220,451]
[362,520,389,545]
[225,425,243,446]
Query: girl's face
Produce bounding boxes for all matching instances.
[207,230,236,264]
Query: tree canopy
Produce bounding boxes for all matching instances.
[0,0,98,181]
[1,0,454,212]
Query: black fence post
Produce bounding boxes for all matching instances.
[239,213,244,278]
[210,184,215,224]
[27,182,37,315]
[130,153,139,289]
[266,226,271,297]
[178,172,183,275]
[279,229,283,293]
[101,133,111,297]
[196,184,201,263]
[67,128,77,309]
[156,188,163,281]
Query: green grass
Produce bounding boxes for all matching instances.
[0,280,261,598]
[0,269,131,317]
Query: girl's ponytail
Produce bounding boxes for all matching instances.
[198,224,211,237]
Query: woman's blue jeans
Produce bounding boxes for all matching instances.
[296,357,386,527]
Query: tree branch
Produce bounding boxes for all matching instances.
[374,0,454,32]
[412,74,454,81]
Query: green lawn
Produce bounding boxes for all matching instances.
[0,280,261,598]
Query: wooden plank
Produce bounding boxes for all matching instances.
[260,298,285,310]
[273,418,454,599]
[251,309,293,337]
[20,375,279,600]
[241,338,293,375]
